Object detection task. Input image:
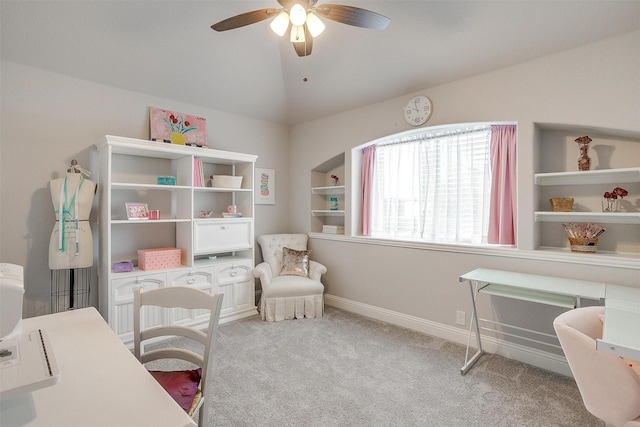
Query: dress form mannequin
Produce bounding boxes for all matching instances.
[48,161,96,270]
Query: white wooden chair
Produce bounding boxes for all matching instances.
[254,233,326,321]
[134,286,223,427]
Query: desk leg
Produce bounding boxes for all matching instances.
[461,280,484,375]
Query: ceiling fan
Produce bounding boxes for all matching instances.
[211,0,390,57]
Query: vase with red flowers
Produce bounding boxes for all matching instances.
[602,187,628,212]
[575,136,592,171]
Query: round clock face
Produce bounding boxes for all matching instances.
[404,95,433,126]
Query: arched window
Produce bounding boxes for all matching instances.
[361,123,516,246]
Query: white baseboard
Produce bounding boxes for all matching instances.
[324,294,572,377]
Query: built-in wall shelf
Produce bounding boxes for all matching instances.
[535,167,640,186]
[310,153,346,234]
[312,185,345,195]
[534,124,640,258]
[535,212,640,224]
[311,210,345,216]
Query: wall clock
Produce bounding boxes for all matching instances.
[403,95,433,126]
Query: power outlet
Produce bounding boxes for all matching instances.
[456,310,466,326]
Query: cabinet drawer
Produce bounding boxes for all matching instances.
[194,220,252,254]
[112,273,165,302]
[167,269,214,290]
[215,261,252,284]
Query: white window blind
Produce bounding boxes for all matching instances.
[371,125,491,244]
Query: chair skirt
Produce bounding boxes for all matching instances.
[260,294,324,321]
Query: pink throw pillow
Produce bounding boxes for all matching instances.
[149,368,202,412]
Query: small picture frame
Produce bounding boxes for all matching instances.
[255,168,275,205]
[126,203,149,220]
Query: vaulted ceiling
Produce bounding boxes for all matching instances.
[2,1,639,125]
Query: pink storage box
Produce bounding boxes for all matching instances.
[137,248,182,271]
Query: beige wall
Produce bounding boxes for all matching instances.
[287,31,640,345]
[1,30,638,359]
[0,63,289,316]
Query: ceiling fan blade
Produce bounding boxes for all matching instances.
[211,8,280,32]
[314,4,390,30]
[293,25,313,57]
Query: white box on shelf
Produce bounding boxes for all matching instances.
[209,175,243,189]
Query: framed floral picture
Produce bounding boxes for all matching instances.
[126,203,149,220]
[149,107,207,147]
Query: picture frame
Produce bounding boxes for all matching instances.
[255,168,275,205]
[126,203,149,220]
[149,107,207,147]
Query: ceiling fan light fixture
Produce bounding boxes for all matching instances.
[270,11,290,36]
[290,25,306,43]
[306,12,325,37]
[289,4,307,26]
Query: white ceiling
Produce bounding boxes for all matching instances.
[2,1,640,125]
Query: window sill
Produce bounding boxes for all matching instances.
[308,233,638,270]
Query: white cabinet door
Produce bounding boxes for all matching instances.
[214,261,253,315]
[111,273,165,341]
[193,220,252,254]
[166,268,215,325]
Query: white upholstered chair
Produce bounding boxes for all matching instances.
[254,233,326,321]
[134,286,224,427]
[553,306,640,427]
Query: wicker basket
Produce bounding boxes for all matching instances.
[550,198,574,212]
[569,237,598,253]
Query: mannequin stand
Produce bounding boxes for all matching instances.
[50,267,91,312]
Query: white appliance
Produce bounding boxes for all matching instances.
[0,263,24,338]
[0,263,60,400]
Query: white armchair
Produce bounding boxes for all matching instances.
[254,234,326,321]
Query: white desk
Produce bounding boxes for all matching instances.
[0,307,196,427]
[597,284,640,361]
[459,268,607,375]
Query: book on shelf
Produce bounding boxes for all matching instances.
[322,225,344,234]
[222,212,243,218]
[193,158,201,187]
[194,159,206,187]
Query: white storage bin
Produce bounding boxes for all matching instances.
[209,175,243,189]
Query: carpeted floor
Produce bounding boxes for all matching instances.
[147,306,603,427]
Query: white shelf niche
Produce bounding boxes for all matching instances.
[535,212,640,224]
[535,167,640,186]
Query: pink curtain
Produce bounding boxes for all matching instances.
[361,145,376,236]
[488,125,517,245]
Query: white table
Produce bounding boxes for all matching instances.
[458,268,607,375]
[0,307,196,427]
[597,284,640,361]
